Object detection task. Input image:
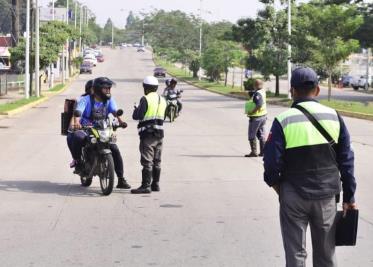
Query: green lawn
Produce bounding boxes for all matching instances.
[0,96,45,113]
[320,99,373,115]
[49,83,65,92]
[155,58,373,117]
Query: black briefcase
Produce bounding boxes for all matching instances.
[335,209,359,246]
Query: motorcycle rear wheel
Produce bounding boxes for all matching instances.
[99,154,115,196]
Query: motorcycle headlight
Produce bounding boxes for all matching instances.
[98,129,111,142]
[90,137,97,144]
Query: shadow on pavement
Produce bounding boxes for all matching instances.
[0,179,121,197]
[180,154,245,158]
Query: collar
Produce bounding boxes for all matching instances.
[291,98,318,108]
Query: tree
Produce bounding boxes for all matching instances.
[293,3,363,100]
[126,11,136,28]
[201,40,242,83]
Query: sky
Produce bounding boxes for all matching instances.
[40,0,266,27]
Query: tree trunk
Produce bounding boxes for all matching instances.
[11,0,20,46]
[275,74,280,97]
[232,68,235,88]
[328,71,332,102]
[224,71,228,86]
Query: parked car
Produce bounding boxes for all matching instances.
[137,46,145,52]
[80,62,93,74]
[351,75,371,90]
[341,75,354,87]
[153,67,166,78]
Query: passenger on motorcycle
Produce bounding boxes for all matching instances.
[67,77,131,189]
[162,78,182,113]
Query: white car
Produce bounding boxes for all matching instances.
[84,54,97,66]
[351,75,371,90]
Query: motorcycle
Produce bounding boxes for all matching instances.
[165,99,179,122]
[77,110,125,196]
[165,89,183,123]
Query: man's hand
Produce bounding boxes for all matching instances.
[117,117,128,129]
[72,117,82,130]
[343,202,357,217]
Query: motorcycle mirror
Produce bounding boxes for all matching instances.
[116,109,124,117]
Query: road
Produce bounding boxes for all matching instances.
[0,47,372,267]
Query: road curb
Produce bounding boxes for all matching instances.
[0,74,77,117]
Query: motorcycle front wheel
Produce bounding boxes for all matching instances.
[80,176,93,187]
[169,106,175,122]
[98,153,115,196]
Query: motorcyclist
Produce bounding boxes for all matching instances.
[67,77,131,189]
[162,78,182,113]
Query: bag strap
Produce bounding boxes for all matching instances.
[294,104,337,148]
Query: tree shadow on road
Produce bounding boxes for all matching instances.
[0,179,123,197]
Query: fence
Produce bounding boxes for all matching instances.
[0,73,24,96]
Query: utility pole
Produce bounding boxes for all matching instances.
[198,0,203,80]
[35,0,40,97]
[141,21,144,47]
[287,0,292,99]
[52,0,55,20]
[65,0,70,81]
[366,48,371,91]
[25,0,30,99]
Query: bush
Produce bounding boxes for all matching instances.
[243,78,255,91]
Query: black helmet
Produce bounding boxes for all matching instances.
[83,79,93,96]
[165,78,171,87]
[170,78,177,86]
[92,77,114,101]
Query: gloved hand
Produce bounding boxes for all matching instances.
[119,121,128,129]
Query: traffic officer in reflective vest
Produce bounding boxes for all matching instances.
[263,67,357,267]
[131,76,167,194]
[245,79,267,157]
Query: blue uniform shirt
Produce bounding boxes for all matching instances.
[75,95,118,126]
[263,99,356,203]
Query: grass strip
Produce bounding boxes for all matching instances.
[0,96,45,113]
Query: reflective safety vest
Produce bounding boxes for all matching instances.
[275,101,341,200]
[137,92,167,136]
[246,90,267,117]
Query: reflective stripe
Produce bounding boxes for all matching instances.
[141,116,165,122]
[138,124,163,133]
[279,113,339,129]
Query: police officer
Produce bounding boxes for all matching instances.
[131,76,167,194]
[263,67,357,267]
[245,79,267,157]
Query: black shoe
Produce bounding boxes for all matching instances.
[245,152,258,157]
[116,178,131,189]
[131,186,151,194]
[73,160,84,174]
[151,183,160,192]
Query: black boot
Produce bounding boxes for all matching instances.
[151,167,161,192]
[245,140,258,157]
[259,140,266,157]
[116,177,131,189]
[131,169,152,194]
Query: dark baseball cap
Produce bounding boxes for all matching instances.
[291,67,318,88]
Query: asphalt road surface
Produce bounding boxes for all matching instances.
[0,48,372,267]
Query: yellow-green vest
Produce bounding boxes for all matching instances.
[245,89,267,117]
[138,92,167,135]
[275,101,342,200]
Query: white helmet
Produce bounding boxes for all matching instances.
[143,76,159,86]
